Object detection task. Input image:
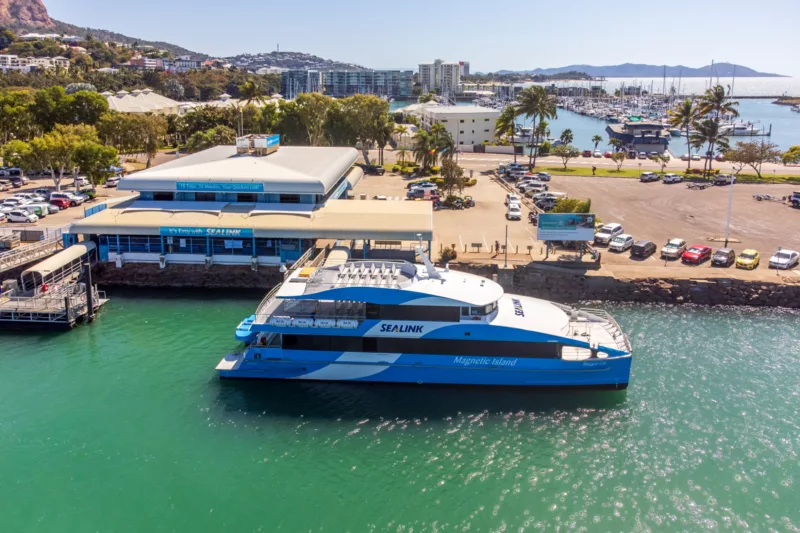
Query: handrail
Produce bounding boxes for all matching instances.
[255,283,284,316]
[0,238,62,272]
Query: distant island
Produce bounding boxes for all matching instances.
[488,63,786,78]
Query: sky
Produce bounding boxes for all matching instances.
[46,0,800,76]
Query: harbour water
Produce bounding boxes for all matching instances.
[1,292,799,531]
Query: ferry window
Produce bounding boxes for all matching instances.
[280,194,300,204]
[237,193,257,203]
[196,192,216,202]
[366,303,381,319]
[380,305,459,322]
[153,192,174,201]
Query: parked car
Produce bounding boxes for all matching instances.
[535,199,556,211]
[50,192,84,206]
[640,172,659,182]
[0,212,5,223]
[691,154,702,161]
[105,177,121,188]
[638,152,648,159]
[627,150,637,159]
[661,238,687,260]
[73,176,90,187]
[649,151,660,159]
[790,191,800,208]
[506,204,522,220]
[532,192,567,203]
[736,249,760,269]
[680,154,691,161]
[6,209,38,223]
[711,248,736,267]
[9,176,29,187]
[631,240,657,258]
[21,204,47,218]
[535,172,552,181]
[33,188,52,199]
[593,150,603,158]
[0,180,11,192]
[682,245,712,264]
[712,174,736,186]
[411,182,438,192]
[1,197,28,207]
[583,150,592,157]
[663,173,683,184]
[505,193,521,206]
[520,183,548,195]
[407,180,433,190]
[594,223,624,245]
[609,234,634,252]
[363,165,385,176]
[603,151,613,158]
[13,192,45,203]
[50,198,71,210]
[768,249,800,269]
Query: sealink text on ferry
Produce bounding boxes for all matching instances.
[380,324,424,333]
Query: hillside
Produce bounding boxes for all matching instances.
[0,0,53,27]
[495,63,785,78]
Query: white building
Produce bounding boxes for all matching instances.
[0,54,69,72]
[459,61,470,76]
[417,105,499,147]
[417,59,461,95]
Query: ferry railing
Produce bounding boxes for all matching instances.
[255,300,366,323]
[255,283,283,317]
[579,308,631,353]
[283,247,316,281]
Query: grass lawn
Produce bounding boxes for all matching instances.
[531,166,800,184]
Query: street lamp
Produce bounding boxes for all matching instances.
[724,166,735,247]
[638,162,642,177]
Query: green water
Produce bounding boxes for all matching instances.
[1,293,799,532]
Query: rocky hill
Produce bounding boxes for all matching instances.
[0,0,53,28]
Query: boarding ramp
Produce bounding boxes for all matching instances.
[20,242,96,291]
[0,238,63,276]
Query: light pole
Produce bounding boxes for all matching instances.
[504,224,508,268]
[638,162,642,178]
[724,166,735,247]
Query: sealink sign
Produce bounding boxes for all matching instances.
[160,227,254,238]
[380,324,424,333]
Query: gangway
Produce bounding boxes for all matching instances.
[0,238,63,276]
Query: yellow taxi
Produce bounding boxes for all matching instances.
[736,249,760,269]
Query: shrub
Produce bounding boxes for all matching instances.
[465,178,477,187]
[430,177,444,186]
[392,165,400,172]
[431,165,441,173]
[440,246,458,263]
[539,141,551,155]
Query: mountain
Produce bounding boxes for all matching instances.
[493,63,786,78]
[0,0,53,28]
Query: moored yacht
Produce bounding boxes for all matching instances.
[218,248,632,388]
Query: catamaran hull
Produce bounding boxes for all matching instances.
[218,353,632,389]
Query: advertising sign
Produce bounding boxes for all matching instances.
[176,182,264,193]
[159,227,254,238]
[536,214,596,241]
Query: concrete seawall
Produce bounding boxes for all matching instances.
[87,261,800,309]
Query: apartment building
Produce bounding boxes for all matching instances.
[417,105,499,147]
[281,70,324,98]
[0,54,70,72]
[322,70,413,98]
[417,59,462,95]
[129,57,164,70]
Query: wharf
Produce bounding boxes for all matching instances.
[0,284,107,331]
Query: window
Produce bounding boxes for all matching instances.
[472,130,474,134]
[484,129,490,133]
[365,304,459,322]
[472,119,475,123]
[460,119,464,123]
[484,118,489,121]
[441,119,448,123]
[280,194,300,204]
[460,131,464,135]
[237,193,257,203]
[196,192,216,202]
[153,192,174,201]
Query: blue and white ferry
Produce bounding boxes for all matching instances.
[218,249,632,389]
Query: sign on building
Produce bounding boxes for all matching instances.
[536,214,596,241]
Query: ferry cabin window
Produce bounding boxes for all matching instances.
[195,192,216,202]
[153,192,174,201]
[237,193,257,203]
[280,335,560,359]
[365,304,460,322]
[280,194,300,204]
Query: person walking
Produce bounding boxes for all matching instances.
[592,166,597,176]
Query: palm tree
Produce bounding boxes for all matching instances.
[394,124,409,164]
[413,130,437,172]
[609,138,624,152]
[396,148,408,166]
[238,80,266,107]
[697,85,739,174]
[592,135,603,151]
[560,129,574,145]
[667,99,700,169]
[515,86,557,169]
[495,106,518,163]
[690,118,729,177]
[430,123,455,163]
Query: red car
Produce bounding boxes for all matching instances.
[603,151,613,158]
[682,245,712,264]
[50,198,71,210]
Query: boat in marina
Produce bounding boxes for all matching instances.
[719,122,764,136]
[219,247,632,388]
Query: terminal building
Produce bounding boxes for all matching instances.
[69,135,433,269]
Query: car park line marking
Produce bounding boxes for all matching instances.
[525,228,537,242]
[458,235,463,250]
[482,235,489,250]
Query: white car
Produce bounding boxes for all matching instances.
[532,192,567,202]
[663,173,683,184]
[2,197,28,207]
[6,210,38,223]
[661,238,687,259]
[505,193,521,205]
[768,249,799,269]
[640,172,659,182]
[506,204,522,220]
[412,182,438,192]
[680,154,690,161]
[609,234,634,252]
[0,212,6,223]
[691,154,702,161]
[594,223,624,245]
[105,177,121,188]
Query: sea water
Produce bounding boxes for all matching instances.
[1,292,798,531]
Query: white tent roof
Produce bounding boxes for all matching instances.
[105,90,180,114]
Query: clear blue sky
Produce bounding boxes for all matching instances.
[46,0,799,75]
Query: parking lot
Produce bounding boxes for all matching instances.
[353,155,800,272]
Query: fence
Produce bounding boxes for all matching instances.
[84,203,107,218]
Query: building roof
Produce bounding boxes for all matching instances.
[104,88,180,114]
[70,200,433,241]
[21,242,95,279]
[118,145,359,195]
[422,105,499,116]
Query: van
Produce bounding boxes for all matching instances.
[21,204,47,218]
[73,176,90,187]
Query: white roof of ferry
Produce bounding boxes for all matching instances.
[118,145,359,194]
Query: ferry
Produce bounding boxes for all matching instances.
[218,248,632,389]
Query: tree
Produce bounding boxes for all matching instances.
[440,158,466,195]
[0,90,34,143]
[73,141,119,186]
[30,86,66,133]
[782,145,800,165]
[495,106,518,163]
[690,118,729,176]
[135,114,168,168]
[57,90,109,126]
[65,83,97,95]
[430,123,454,164]
[551,144,580,170]
[413,129,437,172]
[0,28,15,50]
[552,198,591,213]
[238,80,266,107]
[185,125,237,153]
[164,78,185,100]
[515,86,557,169]
[724,141,781,178]
[394,124,409,163]
[295,92,333,146]
[559,128,574,145]
[611,151,626,171]
[418,92,436,103]
[697,85,739,175]
[592,134,603,150]
[609,137,624,152]
[667,99,700,168]
[654,154,671,174]
[396,148,408,166]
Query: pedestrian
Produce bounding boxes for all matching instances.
[495,240,500,256]
[592,166,597,176]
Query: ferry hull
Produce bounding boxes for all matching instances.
[218,353,632,389]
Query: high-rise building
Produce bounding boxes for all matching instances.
[418,62,436,92]
[281,70,324,97]
[417,59,461,96]
[322,70,414,98]
[459,61,470,76]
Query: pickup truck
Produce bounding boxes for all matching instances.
[712,174,736,186]
[790,191,800,208]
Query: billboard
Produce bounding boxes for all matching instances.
[536,213,596,241]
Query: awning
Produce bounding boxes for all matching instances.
[21,242,96,278]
